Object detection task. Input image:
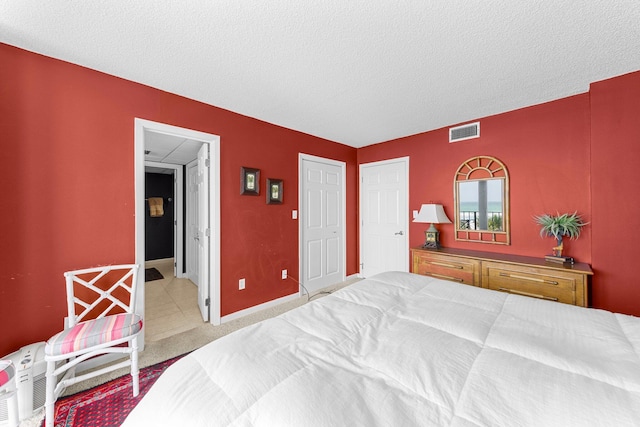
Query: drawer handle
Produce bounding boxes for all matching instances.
[499,272,559,285]
[428,261,464,270]
[426,272,464,283]
[498,287,559,301]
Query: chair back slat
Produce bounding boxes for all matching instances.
[64,264,139,327]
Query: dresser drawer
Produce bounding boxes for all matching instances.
[413,251,480,286]
[410,247,591,306]
[482,262,585,305]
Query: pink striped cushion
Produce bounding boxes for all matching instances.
[45,313,143,356]
[0,360,14,387]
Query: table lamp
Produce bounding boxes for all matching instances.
[413,204,451,249]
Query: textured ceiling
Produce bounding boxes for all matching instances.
[2,1,640,148]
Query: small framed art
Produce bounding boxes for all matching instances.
[241,167,260,195]
[266,178,283,204]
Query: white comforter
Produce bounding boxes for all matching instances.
[123,272,640,426]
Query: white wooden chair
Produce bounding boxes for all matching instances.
[0,360,18,427]
[44,264,142,427]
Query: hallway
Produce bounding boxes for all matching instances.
[144,258,205,342]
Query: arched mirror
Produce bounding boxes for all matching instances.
[454,156,510,245]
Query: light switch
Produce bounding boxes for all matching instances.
[292,210,298,219]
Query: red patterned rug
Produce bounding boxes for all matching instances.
[43,354,185,426]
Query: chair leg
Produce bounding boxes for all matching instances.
[131,336,140,397]
[44,360,57,427]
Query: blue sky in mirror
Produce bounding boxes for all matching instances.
[459,180,503,212]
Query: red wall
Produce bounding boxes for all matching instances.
[0,43,358,356]
[359,94,592,261]
[590,71,640,314]
[359,70,640,317]
[2,41,639,357]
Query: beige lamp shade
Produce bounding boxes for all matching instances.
[413,204,451,224]
[413,204,451,249]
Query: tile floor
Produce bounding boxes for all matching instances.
[144,258,205,342]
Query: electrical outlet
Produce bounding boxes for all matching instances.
[239,278,245,290]
[282,269,287,280]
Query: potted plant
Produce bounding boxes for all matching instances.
[534,212,587,261]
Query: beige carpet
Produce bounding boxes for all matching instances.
[22,277,360,426]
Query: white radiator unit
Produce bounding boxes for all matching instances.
[0,342,47,424]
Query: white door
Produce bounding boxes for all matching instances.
[301,156,345,294]
[359,157,409,277]
[171,172,179,277]
[186,161,199,285]
[196,144,209,321]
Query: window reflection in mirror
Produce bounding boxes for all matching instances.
[457,180,504,231]
[454,155,509,245]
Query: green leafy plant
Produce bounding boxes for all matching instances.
[487,214,503,231]
[534,212,587,245]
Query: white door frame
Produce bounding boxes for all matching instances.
[135,118,221,350]
[358,156,410,275]
[144,161,184,278]
[298,153,347,295]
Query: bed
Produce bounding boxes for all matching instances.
[122,271,640,426]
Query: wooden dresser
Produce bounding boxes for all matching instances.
[411,247,593,307]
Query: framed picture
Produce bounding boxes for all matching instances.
[266,178,283,204]
[241,167,260,195]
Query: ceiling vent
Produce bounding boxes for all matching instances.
[449,122,480,143]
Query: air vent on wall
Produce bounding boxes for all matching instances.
[449,122,480,143]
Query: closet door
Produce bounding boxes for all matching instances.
[300,155,346,294]
[359,158,409,277]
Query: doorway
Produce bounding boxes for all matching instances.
[144,162,184,277]
[359,157,410,277]
[134,118,221,349]
[299,154,346,294]
[145,171,175,262]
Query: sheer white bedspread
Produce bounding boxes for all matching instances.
[123,271,640,426]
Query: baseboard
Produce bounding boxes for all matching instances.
[220,293,301,323]
[220,274,361,324]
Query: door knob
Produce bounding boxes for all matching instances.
[395,231,404,235]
